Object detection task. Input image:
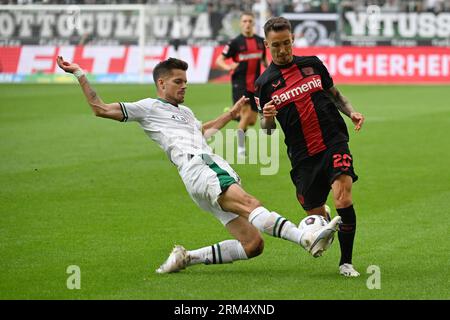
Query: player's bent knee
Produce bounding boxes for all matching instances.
[335,197,353,209]
[246,196,262,211]
[244,236,264,258]
[334,188,352,207]
[333,182,353,208]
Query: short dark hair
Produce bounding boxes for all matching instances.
[240,11,255,19]
[153,58,188,84]
[263,17,292,37]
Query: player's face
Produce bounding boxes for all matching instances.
[240,15,254,36]
[264,29,294,65]
[160,69,187,104]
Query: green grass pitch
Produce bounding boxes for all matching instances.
[1,83,449,300]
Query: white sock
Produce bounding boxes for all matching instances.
[249,207,302,244]
[237,129,246,150]
[187,240,248,265]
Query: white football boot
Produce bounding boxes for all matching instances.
[301,216,342,258]
[324,204,335,248]
[156,245,190,274]
[339,263,360,277]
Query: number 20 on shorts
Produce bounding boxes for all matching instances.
[333,153,352,169]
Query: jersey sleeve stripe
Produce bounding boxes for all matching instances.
[119,102,128,122]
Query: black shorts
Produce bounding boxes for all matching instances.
[290,143,358,211]
[232,83,258,112]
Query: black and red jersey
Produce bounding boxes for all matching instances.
[222,34,266,93]
[255,55,349,167]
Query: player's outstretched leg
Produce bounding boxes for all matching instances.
[249,207,340,257]
[302,204,341,257]
[305,216,341,258]
[156,216,263,273]
[156,239,251,274]
[219,184,337,257]
[156,245,190,274]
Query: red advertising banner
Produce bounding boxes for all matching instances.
[295,47,450,84]
[1,46,449,84]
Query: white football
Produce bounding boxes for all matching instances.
[299,215,327,232]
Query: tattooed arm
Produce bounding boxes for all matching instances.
[56,56,124,121]
[327,86,365,131]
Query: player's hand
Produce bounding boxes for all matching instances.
[56,56,81,74]
[350,112,364,131]
[229,95,249,119]
[263,100,277,119]
[229,62,239,73]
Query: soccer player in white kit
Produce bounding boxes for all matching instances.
[56,56,341,274]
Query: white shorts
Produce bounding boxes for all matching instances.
[179,153,240,225]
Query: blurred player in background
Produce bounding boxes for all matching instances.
[57,56,341,274]
[216,11,269,158]
[256,17,365,277]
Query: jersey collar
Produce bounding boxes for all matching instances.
[274,57,295,69]
[157,97,178,108]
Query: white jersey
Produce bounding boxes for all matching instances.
[119,98,214,170]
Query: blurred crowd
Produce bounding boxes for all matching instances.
[1,0,449,14]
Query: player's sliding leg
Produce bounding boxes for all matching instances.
[303,215,341,258]
[220,184,302,244]
[188,216,263,266]
[156,204,329,274]
[218,184,338,255]
[303,204,341,257]
[188,239,249,265]
[156,239,250,274]
[248,205,340,258]
[155,184,339,273]
[332,175,360,277]
[156,245,190,274]
[156,217,260,273]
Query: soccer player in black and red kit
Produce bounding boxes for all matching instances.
[256,17,365,277]
[216,12,268,157]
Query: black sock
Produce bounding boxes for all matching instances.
[336,205,356,266]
